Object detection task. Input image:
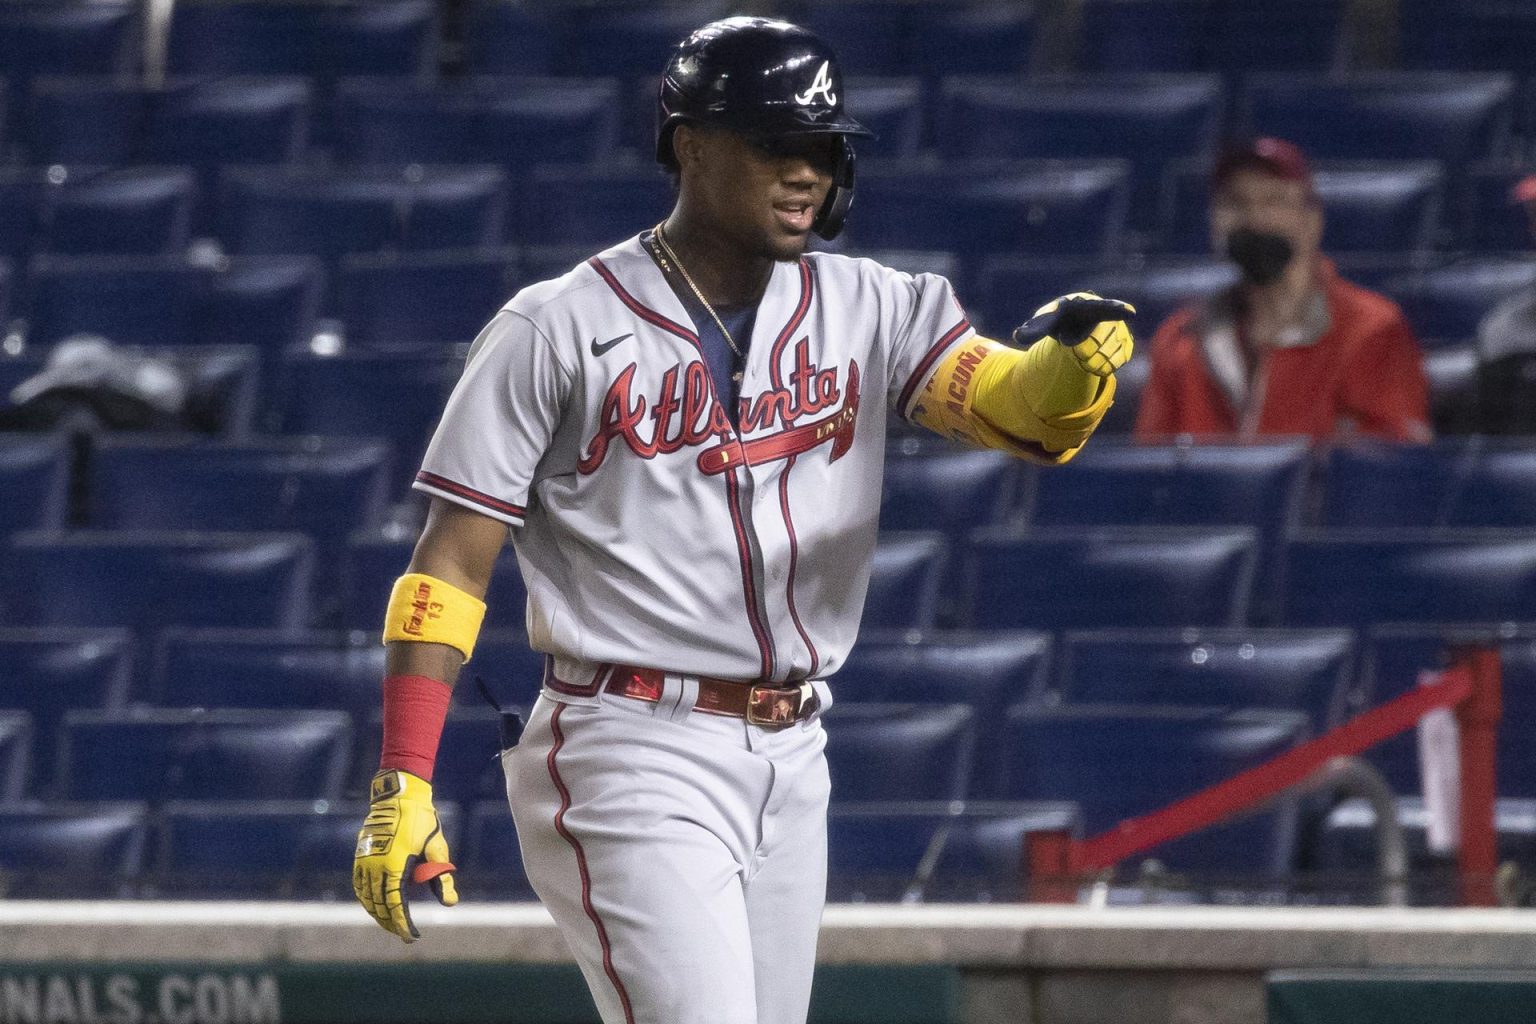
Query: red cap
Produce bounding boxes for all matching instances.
[1212,137,1315,195]
[1511,175,1536,205]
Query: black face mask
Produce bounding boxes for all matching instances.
[1225,228,1294,286]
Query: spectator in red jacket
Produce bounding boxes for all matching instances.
[1135,138,1431,442]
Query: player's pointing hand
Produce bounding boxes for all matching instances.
[1013,291,1136,378]
[353,769,459,942]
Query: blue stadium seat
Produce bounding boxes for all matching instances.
[1051,628,1359,730]
[1073,0,1209,73]
[168,0,437,78]
[152,629,382,715]
[835,629,1051,717]
[851,160,1131,260]
[864,532,948,630]
[23,77,144,165]
[400,167,508,251]
[0,433,69,535]
[1317,797,1536,887]
[968,256,1118,337]
[966,526,1257,630]
[515,164,672,249]
[61,708,353,801]
[835,628,1050,785]
[805,1,911,77]
[1321,439,1536,529]
[142,76,312,169]
[24,254,205,348]
[1242,73,1516,167]
[1360,624,1536,799]
[1026,438,1309,621]
[0,802,149,897]
[560,4,724,80]
[1205,0,1346,72]
[42,167,196,256]
[217,168,398,262]
[89,436,391,559]
[1457,163,1535,252]
[0,169,59,262]
[1079,258,1237,336]
[201,255,325,359]
[841,78,925,161]
[460,1,557,76]
[995,705,1310,875]
[0,257,11,325]
[338,250,518,348]
[26,255,318,355]
[924,802,1082,902]
[1380,257,1536,342]
[0,2,138,107]
[936,75,1223,230]
[879,438,1023,536]
[1282,531,1536,628]
[1312,162,1445,255]
[342,533,528,633]
[821,703,976,802]
[463,799,535,899]
[851,250,961,281]
[271,349,462,488]
[0,627,134,794]
[918,5,1036,78]
[333,77,622,167]
[155,799,459,897]
[1400,0,1536,75]
[0,711,33,801]
[1,531,316,633]
[825,803,947,902]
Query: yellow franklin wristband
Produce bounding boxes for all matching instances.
[382,573,487,662]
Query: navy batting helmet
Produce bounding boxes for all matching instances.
[656,16,873,241]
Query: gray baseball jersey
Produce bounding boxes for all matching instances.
[414,233,974,684]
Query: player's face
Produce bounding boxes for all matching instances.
[1210,170,1324,263]
[681,126,837,261]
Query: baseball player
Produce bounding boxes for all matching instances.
[353,16,1134,1024]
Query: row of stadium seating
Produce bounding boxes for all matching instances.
[4,157,1536,261]
[6,790,1526,903]
[4,621,1529,792]
[1,243,1534,346]
[14,433,1536,549]
[9,0,1536,86]
[3,72,1534,172]
[3,516,1536,634]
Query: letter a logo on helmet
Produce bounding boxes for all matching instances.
[794,60,837,106]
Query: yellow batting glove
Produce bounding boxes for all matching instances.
[1013,291,1136,378]
[353,769,459,942]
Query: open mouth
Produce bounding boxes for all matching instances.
[774,200,816,233]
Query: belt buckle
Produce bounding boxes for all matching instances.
[746,684,800,727]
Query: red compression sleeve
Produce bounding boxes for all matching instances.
[379,674,452,783]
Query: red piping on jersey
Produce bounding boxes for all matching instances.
[897,317,972,416]
[777,459,819,676]
[723,468,775,679]
[769,260,819,675]
[415,471,526,520]
[589,256,700,350]
[547,703,637,1024]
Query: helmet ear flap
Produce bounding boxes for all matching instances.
[812,138,856,241]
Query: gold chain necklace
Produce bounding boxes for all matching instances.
[653,223,746,371]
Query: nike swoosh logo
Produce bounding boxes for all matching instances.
[590,333,633,357]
